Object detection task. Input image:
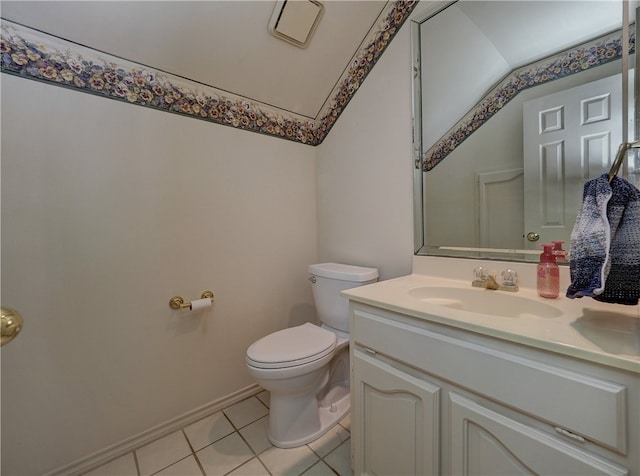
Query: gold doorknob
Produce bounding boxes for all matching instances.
[526,232,540,242]
[1,307,23,346]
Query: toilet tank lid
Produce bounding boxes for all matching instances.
[308,263,378,282]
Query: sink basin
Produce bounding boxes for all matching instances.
[408,286,563,319]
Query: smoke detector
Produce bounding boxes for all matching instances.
[268,0,324,49]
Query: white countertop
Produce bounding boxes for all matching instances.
[342,256,640,374]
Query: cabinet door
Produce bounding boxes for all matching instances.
[449,392,628,476]
[352,349,440,475]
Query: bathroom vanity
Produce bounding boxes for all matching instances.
[343,257,639,475]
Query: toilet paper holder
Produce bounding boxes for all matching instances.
[169,291,215,310]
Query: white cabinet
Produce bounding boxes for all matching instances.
[352,349,440,475]
[449,392,627,476]
[350,303,639,476]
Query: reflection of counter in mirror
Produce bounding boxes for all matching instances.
[411,0,639,261]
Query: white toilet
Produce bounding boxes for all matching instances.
[246,263,378,448]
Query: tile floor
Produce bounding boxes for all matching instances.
[83,391,353,476]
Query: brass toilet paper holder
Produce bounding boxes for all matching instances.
[169,291,214,310]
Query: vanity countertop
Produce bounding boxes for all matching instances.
[342,258,640,374]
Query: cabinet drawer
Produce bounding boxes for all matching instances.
[352,307,628,453]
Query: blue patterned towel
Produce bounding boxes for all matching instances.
[567,174,640,305]
[566,175,612,298]
[594,176,640,305]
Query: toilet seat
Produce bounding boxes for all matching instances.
[247,323,336,369]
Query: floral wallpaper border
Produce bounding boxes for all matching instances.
[0,0,417,146]
[422,29,636,171]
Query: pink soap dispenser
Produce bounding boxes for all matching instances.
[551,240,568,263]
[537,243,559,298]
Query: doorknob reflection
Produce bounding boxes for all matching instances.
[1,307,23,346]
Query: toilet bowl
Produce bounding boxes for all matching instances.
[246,263,378,448]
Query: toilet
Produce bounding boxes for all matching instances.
[246,262,378,448]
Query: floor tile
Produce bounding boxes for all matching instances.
[136,431,192,476]
[338,413,351,432]
[196,432,253,476]
[83,391,354,476]
[155,455,203,476]
[226,457,270,475]
[184,411,235,451]
[83,452,138,476]
[238,416,271,454]
[307,425,350,458]
[259,445,319,476]
[256,390,270,408]
[223,397,269,429]
[302,460,339,476]
[324,440,352,476]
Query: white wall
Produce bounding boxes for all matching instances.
[1,10,418,474]
[1,75,318,474]
[316,23,415,281]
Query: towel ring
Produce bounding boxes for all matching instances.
[609,141,640,183]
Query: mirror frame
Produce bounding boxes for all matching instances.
[411,1,637,261]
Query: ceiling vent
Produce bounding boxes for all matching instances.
[268,0,324,49]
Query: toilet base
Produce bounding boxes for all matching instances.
[267,390,350,448]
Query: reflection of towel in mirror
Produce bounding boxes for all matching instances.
[566,175,612,299]
[567,174,640,305]
[593,176,640,305]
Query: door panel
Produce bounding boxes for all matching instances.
[449,392,628,476]
[352,350,440,475]
[523,74,622,248]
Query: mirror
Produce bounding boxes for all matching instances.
[412,0,639,262]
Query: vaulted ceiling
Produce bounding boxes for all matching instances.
[1,1,418,144]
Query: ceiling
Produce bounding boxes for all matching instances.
[0,1,390,120]
[4,1,631,147]
[418,1,628,149]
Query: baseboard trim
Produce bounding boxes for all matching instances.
[46,383,262,476]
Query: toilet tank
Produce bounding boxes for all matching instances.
[308,263,378,333]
